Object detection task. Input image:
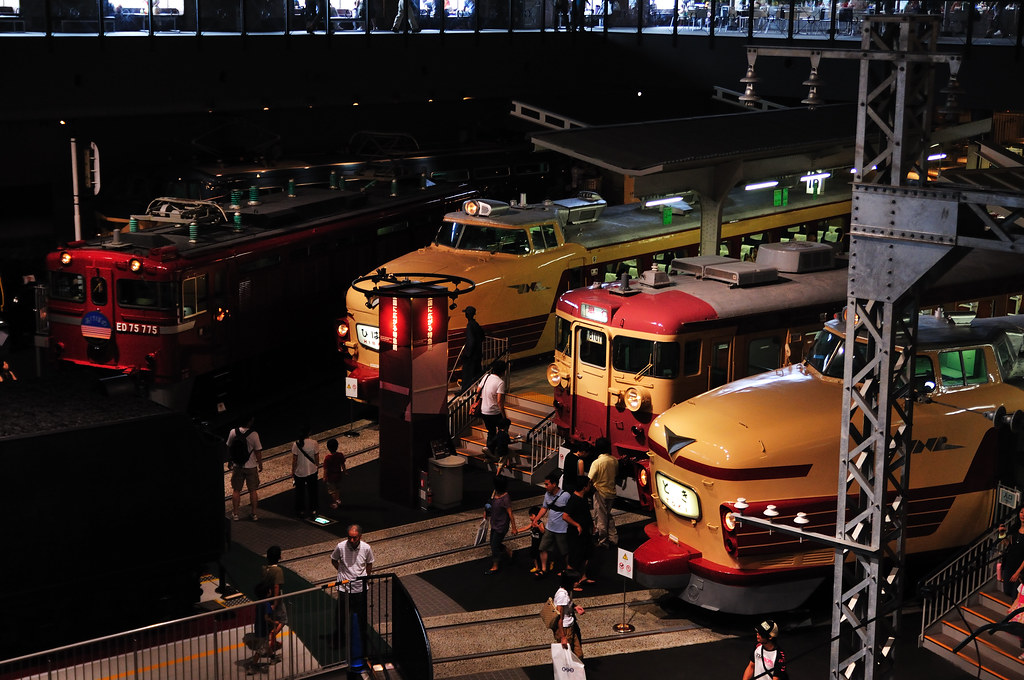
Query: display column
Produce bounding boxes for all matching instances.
[377,286,451,506]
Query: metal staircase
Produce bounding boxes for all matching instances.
[919,489,1022,680]
[921,580,1024,680]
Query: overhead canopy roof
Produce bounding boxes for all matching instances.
[530,103,859,197]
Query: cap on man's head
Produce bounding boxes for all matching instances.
[755,620,779,639]
[464,306,477,316]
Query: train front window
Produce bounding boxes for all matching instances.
[612,336,680,378]
[90,277,108,306]
[50,272,85,302]
[806,328,868,378]
[117,279,174,310]
[182,274,209,318]
[578,327,606,368]
[528,224,558,250]
[938,348,989,387]
[435,221,530,254]
[555,316,572,356]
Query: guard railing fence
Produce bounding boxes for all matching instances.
[918,484,1021,642]
[0,573,429,680]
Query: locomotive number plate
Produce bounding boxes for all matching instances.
[116,322,159,335]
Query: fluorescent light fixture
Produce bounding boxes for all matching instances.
[927,153,947,161]
[645,196,684,207]
[800,172,831,182]
[744,181,779,191]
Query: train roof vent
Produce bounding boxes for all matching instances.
[702,261,779,287]
[553,193,607,224]
[756,241,835,273]
[638,265,673,288]
[672,255,737,278]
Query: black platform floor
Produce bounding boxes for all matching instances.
[257,458,540,537]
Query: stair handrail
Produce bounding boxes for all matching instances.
[523,410,560,471]
[918,485,1021,642]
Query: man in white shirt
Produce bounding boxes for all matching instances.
[330,524,375,666]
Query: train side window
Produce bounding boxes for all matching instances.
[50,272,86,302]
[529,224,559,250]
[90,277,108,306]
[182,274,209,319]
[578,328,606,368]
[555,316,572,356]
[683,339,701,375]
[938,349,988,387]
[747,335,781,375]
[117,280,174,309]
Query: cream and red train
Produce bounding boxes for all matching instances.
[634,311,1024,615]
[340,170,853,401]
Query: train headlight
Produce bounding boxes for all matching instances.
[723,512,737,531]
[60,251,72,266]
[637,466,649,490]
[464,200,481,216]
[624,387,650,412]
[337,322,350,340]
[129,258,143,273]
[546,363,561,387]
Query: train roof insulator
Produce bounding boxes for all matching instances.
[462,199,510,217]
[59,251,72,266]
[638,265,672,289]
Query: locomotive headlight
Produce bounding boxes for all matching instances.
[464,200,481,216]
[723,512,737,532]
[637,466,649,490]
[60,251,72,266]
[129,258,143,273]
[337,323,350,340]
[546,363,561,387]
[624,386,650,412]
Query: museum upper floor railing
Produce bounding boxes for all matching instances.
[0,0,1019,47]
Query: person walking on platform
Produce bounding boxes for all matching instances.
[588,437,618,547]
[228,416,263,521]
[323,438,348,510]
[261,545,287,656]
[553,569,585,659]
[532,469,571,578]
[564,477,595,591]
[479,359,507,456]
[484,475,517,574]
[292,426,321,518]
[460,306,484,390]
[560,441,587,493]
[331,524,375,667]
[742,619,789,680]
[392,0,421,31]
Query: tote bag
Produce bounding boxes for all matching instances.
[551,643,586,680]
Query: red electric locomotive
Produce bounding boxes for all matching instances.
[45,173,476,411]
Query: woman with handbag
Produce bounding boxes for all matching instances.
[553,569,584,659]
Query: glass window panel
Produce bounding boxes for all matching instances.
[117,279,175,309]
[555,316,571,356]
[245,0,286,32]
[479,0,509,28]
[938,350,965,386]
[578,327,606,368]
[56,0,100,33]
[90,276,109,306]
[963,348,988,385]
[512,0,542,27]
[683,339,700,375]
[200,0,242,32]
[50,272,85,303]
[747,335,781,375]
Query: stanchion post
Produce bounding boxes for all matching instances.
[612,547,635,633]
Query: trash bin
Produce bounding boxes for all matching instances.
[428,456,466,510]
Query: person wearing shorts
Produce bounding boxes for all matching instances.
[228,417,263,521]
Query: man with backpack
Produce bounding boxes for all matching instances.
[228,416,263,521]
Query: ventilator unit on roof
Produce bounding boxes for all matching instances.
[756,241,834,273]
[553,192,607,224]
[672,255,779,287]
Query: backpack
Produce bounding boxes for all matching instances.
[228,428,250,466]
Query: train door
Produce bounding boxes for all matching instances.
[572,324,610,443]
[83,268,116,364]
[708,337,733,390]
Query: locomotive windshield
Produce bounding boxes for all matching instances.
[50,272,85,303]
[612,336,681,379]
[435,221,530,255]
[117,280,175,310]
[806,327,868,378]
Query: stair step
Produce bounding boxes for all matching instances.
[940,619,1024,664]
[923,631,1022,680]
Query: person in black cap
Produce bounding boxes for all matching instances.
[461,305,484,390]
[742,619,788,680]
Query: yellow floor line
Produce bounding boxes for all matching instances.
[93,629,293,680]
